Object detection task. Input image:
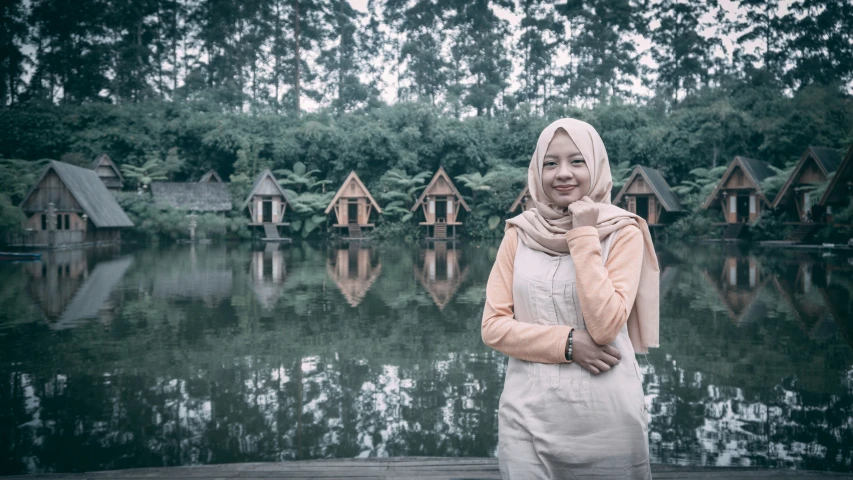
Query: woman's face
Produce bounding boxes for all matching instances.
[541,129,590,207]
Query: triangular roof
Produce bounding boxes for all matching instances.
[54,257,133,330]
[240,169,292,210]
[411,167,471,212]
[772,146,842,208]
[820,144,853,206]
[702,268,770,326]
[91,153,124,183]
[702,156,775,210]
[20,160,134,227]
[324,171,382,214]
[613,165,683,212]
[199,170,223,183]
[509,186,531,213]
[151,182,232,212]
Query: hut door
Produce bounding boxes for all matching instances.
[737,195,750,223]
[636,197,649,221]
[435,198,447,222]
[262,200,273,223]
[348,201,359,224]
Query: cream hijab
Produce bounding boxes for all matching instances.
[506,118,660,353]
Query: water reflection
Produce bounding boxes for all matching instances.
[414,243,469,310]
[251,244,286,309]
[0,243,852,475]
[326,245,381,307]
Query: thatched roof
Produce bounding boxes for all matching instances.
[702,156,775,210]
[150,182,233,212]
[613,165,683,212]
[324,171,382,214]
[411,167,471,212]
[820,144,853,206]
[241,169,292,209]
[772,146,843,208]
[21,160,134,227]
[199,170,223,183]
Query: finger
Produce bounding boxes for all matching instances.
[603,345,621,360]
[580,196,593,204]
[592,359,611,374]
[583,363,600,375]
[600,352,620,367]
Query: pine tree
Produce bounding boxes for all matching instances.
[317,0,368,113]
[0,0,29,106]
[784,0,853,89]
[516,0,564,114]
[728,0,786,81]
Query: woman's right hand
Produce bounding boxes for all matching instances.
[570,329,621,375]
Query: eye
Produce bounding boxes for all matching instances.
[544,161,557,168]
[572,158,586,165]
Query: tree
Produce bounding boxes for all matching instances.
[647,0,721,103]
[0,0,29,106]
[728,0,786,81]
[515,0,564,114]
[783,0,853,90]
[317,0,369,113]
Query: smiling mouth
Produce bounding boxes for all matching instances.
[554,185,577,192]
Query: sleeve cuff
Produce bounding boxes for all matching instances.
[564,226,598,243]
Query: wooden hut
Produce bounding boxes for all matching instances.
[414,243,469,310]
[326,245,382,307]
[241,169,292,241]
[150,182,232,212]
[819,144,853,223]
[772,147,842,232]
[411,167,471,239]
[15,161,134,248]
[199,170,223,183]
[324,171,382,239]
[613,165,683,225]
[770,257,832,339]
[91,153,123,192]
[509,186,533,213]
[702,156,775,239]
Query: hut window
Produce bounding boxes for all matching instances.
[56,215,62,230]
[729,195,736,213]
[447,199,453,214]
[429,199,435,214]
[749,195,756,214]
[64,214,70,230]
[41,214,46,230]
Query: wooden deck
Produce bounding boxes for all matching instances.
[5,458,853,479]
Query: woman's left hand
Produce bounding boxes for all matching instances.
[569,196,598,229]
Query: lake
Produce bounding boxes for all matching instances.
[1,240,852,475]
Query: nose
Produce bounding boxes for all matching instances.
[556,162,574,180]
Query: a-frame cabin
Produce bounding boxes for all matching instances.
[324,171,382,240]
[702,156,775,239]
[772,147,841,223]
[91,153,124,191]
[613,165,683,226]
[199,170,224,183]
[819,144,853,224]
[509,186,533,213]
[411,167,471,240]
[241,169,292,241]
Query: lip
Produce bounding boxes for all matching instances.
[554,185,577,192]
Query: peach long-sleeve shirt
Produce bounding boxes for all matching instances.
[481,225,644,364]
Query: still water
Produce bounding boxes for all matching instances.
[1,241,852,475]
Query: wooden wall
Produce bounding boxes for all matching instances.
[22,171,84,213]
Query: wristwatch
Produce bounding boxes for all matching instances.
[564,329,574,363]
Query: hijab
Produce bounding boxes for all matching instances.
[506,118,660,353]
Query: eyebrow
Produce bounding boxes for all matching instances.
[544,153,585,160]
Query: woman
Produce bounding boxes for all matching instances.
[482,118,660,479]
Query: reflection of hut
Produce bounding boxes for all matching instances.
[150,182,232,212]
[324,171,382,239]
[91,153,123,191]
[613,165,683,226]
[509,186,533,213]
[199,170,223,183]
[411,167,471,240]
[771,147,842,241]
[242,169,292,241]
[820,273,853,349]
[15,161,134,248]
[414,243,469,310]
[702,256,769,325]
[819,144,853,223]
[770,258,832,338]
[26,252,132,329]
[251,244,286,309]
[702,156,775,239]
[152,246,233,306]
[326,245,382,307]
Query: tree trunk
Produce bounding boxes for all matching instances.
[294,0,300,114]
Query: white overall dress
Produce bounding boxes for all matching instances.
[498,230,651,480]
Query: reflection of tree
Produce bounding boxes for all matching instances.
[1,242,852,475]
